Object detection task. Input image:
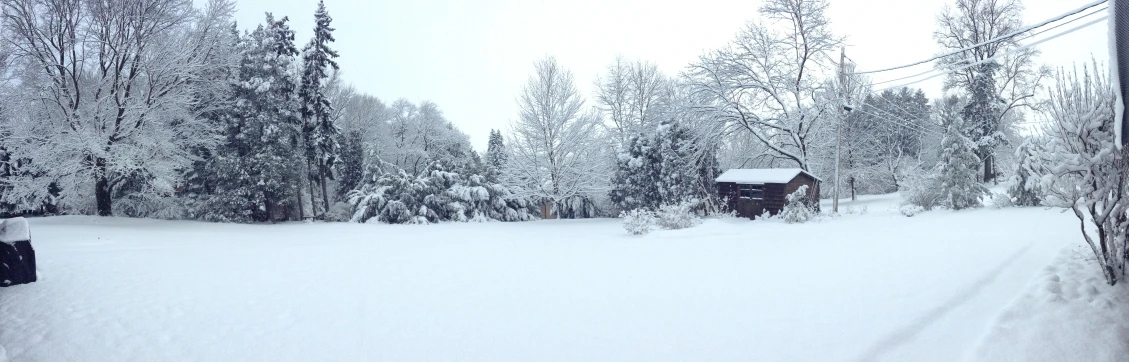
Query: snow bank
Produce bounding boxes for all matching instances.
[0,217,29,244]
[970,244,1129,362]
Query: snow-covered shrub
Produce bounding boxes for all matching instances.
[780,185,816,224]
[348,163,537,224]
[1006,139,1047,207]
[899,204,924,217]
[621,209,656,235]
[1040,65,1128,285]
[990,192,1014,209]
[655,201,701,230]
[325,202,354,222]
[901,169,944,210]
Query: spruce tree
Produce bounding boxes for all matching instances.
[337,130,365,200]
[186,14,303,223]
[299,0,341,218]
[485,130,508,181]
[938,122,987,210]
[961,63,1004,183]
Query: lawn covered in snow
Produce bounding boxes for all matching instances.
[0,194,1124,361]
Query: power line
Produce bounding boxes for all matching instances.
[871,14,1108,94]
[868,5,1108,88]
[854,0,1107,75]
[852,106,943,137]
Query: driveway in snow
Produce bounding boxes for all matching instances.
[0,196,1076,361]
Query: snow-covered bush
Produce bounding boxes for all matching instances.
[780,185,816,224]
[325,202,354,222]
[900,169,944,210]
[348,164,538,224]
[621,209,657,235]
[1040,65,1128,285]
[990,192,1014,209]
[899,204,924,217]
[655,201,701,230]
[1006,139,1047,207]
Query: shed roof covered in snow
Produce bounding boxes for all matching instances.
[715,168,822,184]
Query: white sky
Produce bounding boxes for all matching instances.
[221,0,1110,151]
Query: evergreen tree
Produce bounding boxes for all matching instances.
[961,63,1004,183]
[485,130,507,180]
[337,130,365,200]
[187,14,303,223]
[938,121,987,210]
[609,132,662,211]
[1007,138,1045,207]
[299,0,341,218]
[656,118,702,206]
[609,118,719,213]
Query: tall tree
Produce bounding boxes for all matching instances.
[937,116,987,210]
[0,0,236,216]
[505,56,609,218]
[299,0,341,218]
[485,129,507,181]
[688,0,841,171]
[935,0,1044,182]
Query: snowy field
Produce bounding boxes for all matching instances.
[1,194,1125,361]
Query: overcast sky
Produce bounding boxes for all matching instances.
[222,0,1109,151]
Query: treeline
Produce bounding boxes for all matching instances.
[0,0,1052,226]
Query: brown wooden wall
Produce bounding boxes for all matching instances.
[717,173,821,219]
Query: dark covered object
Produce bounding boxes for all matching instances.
[0,217,35,287]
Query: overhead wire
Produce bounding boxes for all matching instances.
[869,14,1108,94]
[867,5,1108,88]
[852,0,1108,75]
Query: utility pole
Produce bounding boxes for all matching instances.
[834,47,846,214]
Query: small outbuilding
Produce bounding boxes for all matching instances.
[716,168,822,219]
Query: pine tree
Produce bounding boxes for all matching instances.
[299,0,341,219]
[609,132,662,211]
[337,130,365,200]
[609,118,719,213]
[187,14,303,223]
[656,118,702,207]
[485,130,507,181]
[961,63,1004,183]
[938,122,987,210]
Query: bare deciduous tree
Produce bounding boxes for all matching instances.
[687,0,841,171]
[505,56,609,217]
[0,0,235,216]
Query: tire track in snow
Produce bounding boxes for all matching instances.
[851,243,1036,362]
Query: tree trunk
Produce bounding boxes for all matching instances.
[983,153,996,184]
[94,158,112,216]
[320,171,331,216]
[849,177,857,201]
[305,157,318,219]
[296,181,305,221]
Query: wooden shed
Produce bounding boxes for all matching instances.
[716,168,822,219]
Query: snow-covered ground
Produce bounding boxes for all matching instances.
[0,194,1124,361]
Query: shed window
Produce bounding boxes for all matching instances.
[739,184,764,200]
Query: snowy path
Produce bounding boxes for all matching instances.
[0,199,1079,361]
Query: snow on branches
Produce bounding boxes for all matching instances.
[1040,64,1129,285]
[348,162,536,224]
